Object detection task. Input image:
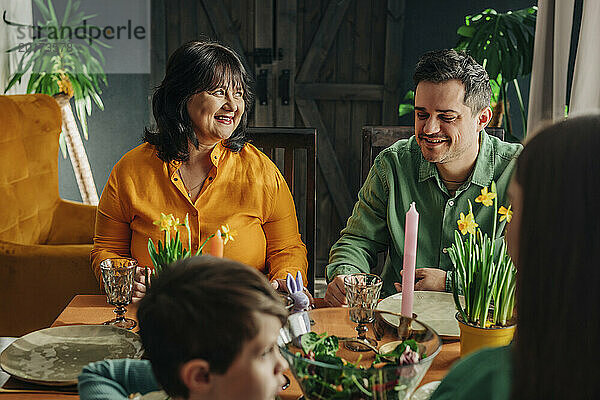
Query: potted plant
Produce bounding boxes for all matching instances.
[455,6,537,140]
[446,182,517,356]
[147,212,235,278]
[4,0,108,204]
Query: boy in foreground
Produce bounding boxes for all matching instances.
[78,256,289,400]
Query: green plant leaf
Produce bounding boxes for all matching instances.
[457,25,475,38]
[58,133,68,158]
[47,0,60,23]
[33,0,51,20]
[61,0,73,26]
[398,104,414,117]
[4,73,24,93]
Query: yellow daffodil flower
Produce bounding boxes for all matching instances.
[57,74,74,99]
[457,212,479,235]
[220,224,237,245]
[153,213,179,232]
[475,187,496,207]
[498,205,513,223]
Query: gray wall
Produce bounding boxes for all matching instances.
[58,74,150,202]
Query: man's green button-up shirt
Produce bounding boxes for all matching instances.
[326,131,522,297]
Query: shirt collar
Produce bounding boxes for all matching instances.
[167,159,181,177]
[469,130,494,188]
[165,141,225,174]
[417,130,494,188]
[209,141,225,167]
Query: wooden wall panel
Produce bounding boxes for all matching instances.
[165,0,181,57]
[349,0,374,196]
[226,0,254,54]
[195,1,216,41]
[179,0,196,43]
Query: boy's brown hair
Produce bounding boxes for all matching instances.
[137,256,286,398]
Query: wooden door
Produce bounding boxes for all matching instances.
[152,0,406,277]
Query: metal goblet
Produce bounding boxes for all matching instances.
[100,258,137,330]
[344,273,383,352]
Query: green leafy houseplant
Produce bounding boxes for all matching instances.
[446,182,516,328]
[3,0,108,204]
[148,213,234,276]
[455,7,537,140]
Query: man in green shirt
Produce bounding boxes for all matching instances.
[325,49,522,305]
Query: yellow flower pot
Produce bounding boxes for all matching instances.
[456,313,516,357]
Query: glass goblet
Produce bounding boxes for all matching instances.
[100,258,137,330]
[344,273,383,351]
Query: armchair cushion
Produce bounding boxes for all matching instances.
[0,94,101,336]
[0,240,100,336]
[47,200,97,245]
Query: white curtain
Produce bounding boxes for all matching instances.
[527,0,600,138]
[0,0,33,94]
[569,0,600,116]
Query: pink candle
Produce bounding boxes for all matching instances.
[401,202,419,317]
[208,230,224,258]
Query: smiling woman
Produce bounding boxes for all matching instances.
[90,41,308,297]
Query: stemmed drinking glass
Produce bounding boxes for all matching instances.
[344,273,383,351]
[100,258,137,330]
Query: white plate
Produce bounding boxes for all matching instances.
[0,325,143,386]
[376,291,464,338]
[411,381,441,400]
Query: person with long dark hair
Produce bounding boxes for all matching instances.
[91,41,307,298]
[430,114,600,399]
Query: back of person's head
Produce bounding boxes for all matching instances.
[137,256,286,399]
[144,39,254,160]
[413,49,491,115]
[512,114,600,399]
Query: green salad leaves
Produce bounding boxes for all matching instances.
[294,332,423,399]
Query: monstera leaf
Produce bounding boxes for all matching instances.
[455,7,537,139]
[456,7,536,82]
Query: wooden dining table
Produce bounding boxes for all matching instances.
[0,295,461,399]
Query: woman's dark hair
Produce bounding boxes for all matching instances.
[512,114,600,399]
[137,256,286,398]
[143,40,254,162]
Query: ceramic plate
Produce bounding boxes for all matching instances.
[411,381,441,400]
[376,291,464,338]
[0,325,143,386]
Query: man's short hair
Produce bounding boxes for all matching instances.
[413,49,492,115]
[137,256,287,398]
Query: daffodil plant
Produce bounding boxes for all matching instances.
[446,182,517,328]
[147,213,235,275]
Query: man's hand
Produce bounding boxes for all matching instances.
[324,275,348,306]
[394,268,446,292]
[132,266,150,302]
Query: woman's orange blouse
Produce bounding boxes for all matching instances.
[91,141,308,283]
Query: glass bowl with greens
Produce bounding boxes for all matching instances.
[278,308,442,400]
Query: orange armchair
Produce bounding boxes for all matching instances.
[0,94,101,337]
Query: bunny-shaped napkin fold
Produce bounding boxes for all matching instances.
[286,272,310,312]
